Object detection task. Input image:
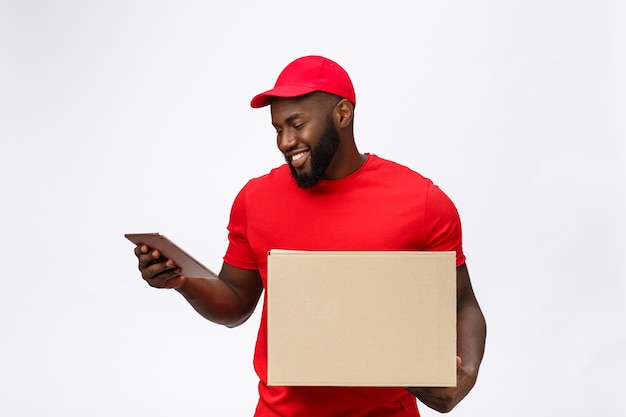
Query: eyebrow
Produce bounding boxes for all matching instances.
[285,112,304,123]
[272,112,305,128]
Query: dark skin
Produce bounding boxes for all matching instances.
[408,263,486,412]
[134,92,486,412]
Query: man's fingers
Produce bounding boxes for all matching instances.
[143,264,182,286]
[133,245,160,258]
[132,244,181,288]
[134,244,148,256]
[144,260,178,279]
[456,356,462,367]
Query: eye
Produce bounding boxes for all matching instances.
[294,122,306,130]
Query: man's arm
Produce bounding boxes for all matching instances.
[135,245,263,328]
[408,263,486,413]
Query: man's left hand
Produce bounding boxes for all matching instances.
[407,356,477,413]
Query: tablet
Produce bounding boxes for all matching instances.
[125,233,217,279]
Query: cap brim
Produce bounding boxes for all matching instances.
[250,85,318,108]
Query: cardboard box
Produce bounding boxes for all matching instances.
[267,250,457,387]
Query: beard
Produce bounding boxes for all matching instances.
[287,116,340,189]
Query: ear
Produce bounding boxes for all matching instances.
[333,99,354,129]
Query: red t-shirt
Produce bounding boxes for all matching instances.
[224,154,465,417]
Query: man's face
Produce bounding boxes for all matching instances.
[285,115,339,188]
[271,95,341,189]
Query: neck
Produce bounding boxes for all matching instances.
[324,137,366,180]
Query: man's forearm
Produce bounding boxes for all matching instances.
[175,277,251,327]
[457,302,487,378]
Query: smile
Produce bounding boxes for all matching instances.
[291,151,307,162]
[287,149,310,169]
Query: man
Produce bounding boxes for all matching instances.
[134,55,486,416]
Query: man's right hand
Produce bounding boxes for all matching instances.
[134,245,187,289]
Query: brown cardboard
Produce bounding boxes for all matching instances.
[267,250,457,387]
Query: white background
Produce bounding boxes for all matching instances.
[1,1,624,416]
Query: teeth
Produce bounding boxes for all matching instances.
[291,151,307,161]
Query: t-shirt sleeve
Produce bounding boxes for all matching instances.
[423,183,466,267]
[223,184,258,270]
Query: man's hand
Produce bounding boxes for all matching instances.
[134,245,187,289]
[407,356,477,413]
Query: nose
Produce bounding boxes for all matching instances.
[277,129,297,153]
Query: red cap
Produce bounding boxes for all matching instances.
[250,55,356,108]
